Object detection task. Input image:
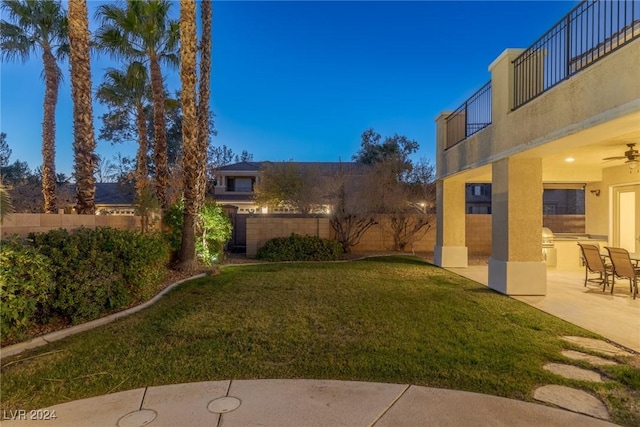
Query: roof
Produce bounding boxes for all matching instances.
[217,161,363,176]
[68,183,136,205]
[217,161,265,172]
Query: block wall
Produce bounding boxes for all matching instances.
[1,213,144,237]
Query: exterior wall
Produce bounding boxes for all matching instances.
[246,215,495,258]
[1,213,145,237]
[438,42,640,179]
[246,216,332,257]
[543,215,585,234]
[586,163,640,236]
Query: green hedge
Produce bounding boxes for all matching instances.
[0,240,53,339]
[27,227,170,323]
[256,234,343,262]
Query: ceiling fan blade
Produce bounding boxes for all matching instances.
[602,156,626,160]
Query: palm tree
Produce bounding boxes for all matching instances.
[95,0,179,208]
[96,62,152,197]
[195,0,212,211]
[68,0,96,214]
[177,0,198,270]
[0,0,68,213]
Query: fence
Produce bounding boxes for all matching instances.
[513,0,640,109]
[445,81,492,148]
[1,213,145,237]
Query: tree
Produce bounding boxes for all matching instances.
[327,163,378,253]
[95,0,179,208]
[253,162,325,214]
[196,0,212,211]
[0,133,11,168]
[176,0,199,271]
[376,158,436,251]
[96,62,152,197]
[352,128,419,175]
[1,0,68,213]
[68,0,96,214]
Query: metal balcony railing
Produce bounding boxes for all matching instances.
[445,81,492,149]
[513,0,640,110]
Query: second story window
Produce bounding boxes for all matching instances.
[227,177,254,192]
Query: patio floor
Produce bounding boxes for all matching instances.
[447,266,640,353]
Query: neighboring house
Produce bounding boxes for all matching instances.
[465,183,586,216]
[213,161,360,214]
[435,0,639,296]
[94,183,136,215]
[465,183,492,214]
[213,161,264,213]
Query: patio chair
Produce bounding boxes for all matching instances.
[604,247,639,299]
[577,243,613,291]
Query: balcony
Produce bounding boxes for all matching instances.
[445,81,492,149]
[513,0,640,110]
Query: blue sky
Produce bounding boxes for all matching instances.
[0,1,578,177]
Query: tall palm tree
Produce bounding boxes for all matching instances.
[95,0,179,208]
[96,62,152,198]
[195,0,212,211]
[0,0,68,213]
[177,0,198,270]
[68,0,96,214]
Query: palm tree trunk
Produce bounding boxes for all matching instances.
[68,0,96,214]
[149,57,168,208]
[177,0,199,271]
[41,50,59,214]
[135,102,149,197]
[195,0,212,211]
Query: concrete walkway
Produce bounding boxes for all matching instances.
[1,380,617,427]
[448,266,640,352]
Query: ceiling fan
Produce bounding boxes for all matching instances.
[602,143,639,170]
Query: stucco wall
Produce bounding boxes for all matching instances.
[438,41,640,179]
[585,164,640,236]
[1,213,144,237]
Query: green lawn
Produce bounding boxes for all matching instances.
[2,256,639,425]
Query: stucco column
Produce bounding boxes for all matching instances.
[434,178,468,267]
[488,158,546,295]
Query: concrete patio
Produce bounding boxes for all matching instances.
[448,265,640,352]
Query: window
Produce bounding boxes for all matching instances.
[226,177,254,192]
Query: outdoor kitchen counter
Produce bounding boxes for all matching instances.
[553,234,608,270]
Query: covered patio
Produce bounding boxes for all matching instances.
[434,0,640,297]
[449,265,640,352]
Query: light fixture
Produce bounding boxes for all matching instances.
[565,157,575,163]
[626,158,639,172]
[590,189,600,197]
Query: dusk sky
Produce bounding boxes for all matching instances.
[0,1,578,178]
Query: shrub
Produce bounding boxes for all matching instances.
[28,227,170,323]
[163,199,233,266]
[256,234,343,262]
[0,240,53,338]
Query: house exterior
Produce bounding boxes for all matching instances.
[435,0,640,295]
[213,161,265,213]
[213,161,360,213]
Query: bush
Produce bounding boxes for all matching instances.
[28,227,170,323]
[163,199,233,266]
[256,234,343,262]
[0,240,53,338]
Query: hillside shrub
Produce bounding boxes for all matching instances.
[256,234,343,262]
[0,239,53,339]
[28,227,170,323]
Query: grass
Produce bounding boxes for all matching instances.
[2,256,639,425]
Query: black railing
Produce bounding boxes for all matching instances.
[445,81,492,149]
[513,0,640,110]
